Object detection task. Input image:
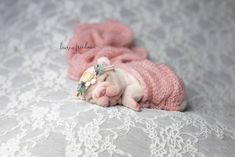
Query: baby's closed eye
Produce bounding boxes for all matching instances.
[103,75,109,81]
[97,73,109,82]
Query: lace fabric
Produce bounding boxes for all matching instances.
[0,0,235,156]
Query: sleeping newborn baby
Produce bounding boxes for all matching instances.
[77,57,187,112]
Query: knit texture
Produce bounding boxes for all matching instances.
[116,60,185,111]
[67,20,147,80]
[67,20,186,110]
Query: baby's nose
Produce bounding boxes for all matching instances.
[99,89,106,97]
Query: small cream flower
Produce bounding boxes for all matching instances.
[85,82,91,87]
[81,72,95,82]
[90,78,96,85]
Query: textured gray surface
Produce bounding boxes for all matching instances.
[0,0,235,156]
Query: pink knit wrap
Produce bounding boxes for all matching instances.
[67,20,185,110]
[67,20,147,80]
[115,61,185,110]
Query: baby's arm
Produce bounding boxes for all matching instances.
[122,84,143,112]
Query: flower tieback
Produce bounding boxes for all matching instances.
[77,64,114,97]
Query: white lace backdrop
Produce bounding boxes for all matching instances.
[0,0,235,156]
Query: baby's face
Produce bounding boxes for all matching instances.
[83,70,124,107]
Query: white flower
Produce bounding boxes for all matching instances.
[85,82,91,87]
[90,78,96,85]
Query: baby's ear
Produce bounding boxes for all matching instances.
[97,56,111,66]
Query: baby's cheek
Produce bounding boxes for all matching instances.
[106,83,122,97]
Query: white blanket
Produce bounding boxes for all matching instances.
[0,0,235,156]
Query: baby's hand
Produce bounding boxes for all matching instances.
[121,85,141,112]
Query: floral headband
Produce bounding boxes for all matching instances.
[77,63,114,97]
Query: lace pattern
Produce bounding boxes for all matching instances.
[0,0,235,156]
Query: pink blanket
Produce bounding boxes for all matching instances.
[115,61,185,110]
[67,20,147,80]
[67,20,185,110]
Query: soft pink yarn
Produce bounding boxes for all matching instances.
[67,20,147,80]
[115,61,185,110]
[67,20,185,110]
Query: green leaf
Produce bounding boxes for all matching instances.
[94,64,105,75]
[77,82,86,97]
